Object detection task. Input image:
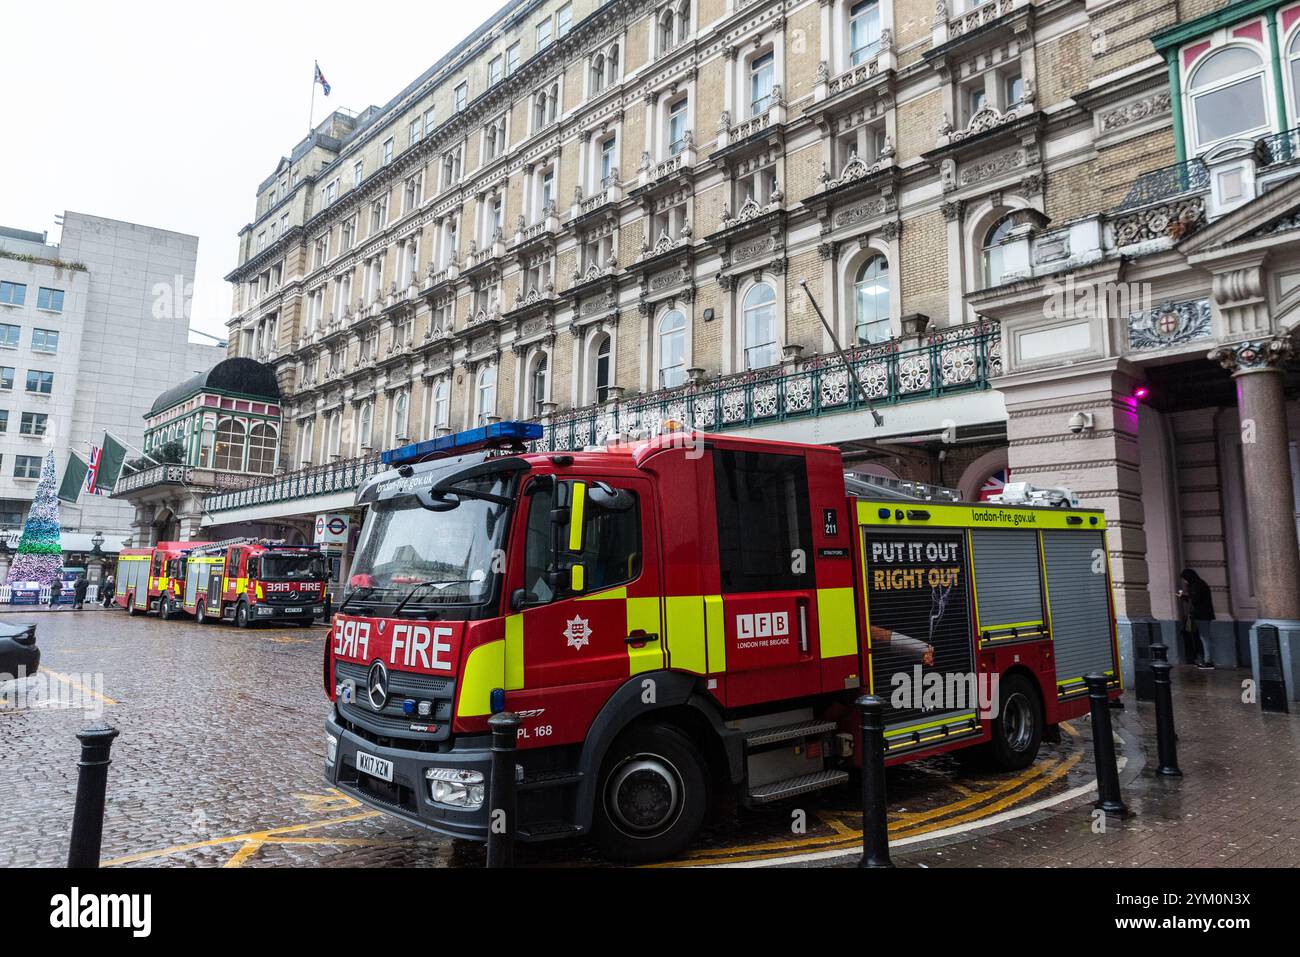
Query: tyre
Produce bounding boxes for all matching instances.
[235,602,250,628]
[126,594,141,616]
[988,674,1043,771]
[159,597,172,620]
[592,724,709,863]
[196,601,212,625]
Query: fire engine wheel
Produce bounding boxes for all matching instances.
[234,602,251,628]
[195,601,211,625]
[593,725,708,863]
[159,597,172,620]
[126,595,141,617]
[989,674,1043,771]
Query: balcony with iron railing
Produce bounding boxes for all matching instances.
[205,453,385,513]
[535,322,1001,451]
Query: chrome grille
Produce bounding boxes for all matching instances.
[334,660,454,742]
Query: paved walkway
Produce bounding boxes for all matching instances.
[876,666,1300,868]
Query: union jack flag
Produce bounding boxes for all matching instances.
[85,444,104,495]
[978,468,1009,502]
[314,62,331,96]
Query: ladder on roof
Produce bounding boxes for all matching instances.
[184,537,284,558]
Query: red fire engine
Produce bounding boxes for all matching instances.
[181,538,328,627]
[115,543,192,616]
[324,422,1121,861]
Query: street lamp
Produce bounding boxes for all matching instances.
[90,531,105,557]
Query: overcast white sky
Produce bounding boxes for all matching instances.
[1,1,499,343]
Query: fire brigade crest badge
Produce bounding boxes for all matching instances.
[564,615,592,651]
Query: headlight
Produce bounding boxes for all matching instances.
[326,734,338,764]
[425,768,485,809]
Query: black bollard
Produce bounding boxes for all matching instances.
[486,711,520,868]
[857,695,893,868]
[1085,674,1127,816]
[67,723,119,868]
[1150,644,1182,777]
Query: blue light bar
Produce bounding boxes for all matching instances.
[381,421,544,466]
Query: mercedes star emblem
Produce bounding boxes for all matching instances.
[367,660,389,711]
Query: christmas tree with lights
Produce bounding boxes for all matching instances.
[7,451,63,586]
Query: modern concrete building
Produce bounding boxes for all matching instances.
[0,213,225,544]
[218,0,1300,699]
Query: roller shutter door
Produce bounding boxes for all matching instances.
[969,528,1045,641]
[1041,529,1116,695]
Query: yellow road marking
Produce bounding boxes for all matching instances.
[661,751,1084,867]
[671,759,1055,864]
[103,809,383,867]
[42,670,117,706]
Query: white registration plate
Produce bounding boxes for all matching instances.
[356,751,393,782]
[284,607,303,614]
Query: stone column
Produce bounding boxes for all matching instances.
[1211,335,1300,619]
[1211,335,1300,699]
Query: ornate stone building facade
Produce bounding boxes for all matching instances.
[222,0,1300,696]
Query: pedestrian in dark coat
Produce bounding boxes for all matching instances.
[101,574,115,607]
[72,575,89,611]
[1177,568,1216,670]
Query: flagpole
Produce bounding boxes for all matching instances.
[309,61,317,133]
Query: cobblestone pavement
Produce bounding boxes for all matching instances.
[851,667,1300,869]
[6,608,1278,868]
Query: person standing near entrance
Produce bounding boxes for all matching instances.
[1177,568,1216,670]
[101,574,115,607]
[72,574,89,611]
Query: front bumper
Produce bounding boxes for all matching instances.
[326,711,495,841]
[251,602,325,621]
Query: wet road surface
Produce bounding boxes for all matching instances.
[1,608,1101,868]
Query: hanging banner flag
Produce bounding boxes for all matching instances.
[57,452,88,504]
[85,444,104,495]
[96,433,130,493]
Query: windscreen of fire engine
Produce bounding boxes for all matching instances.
[862,529,975,726]
[260,553,326,580]
[346,473,512,614]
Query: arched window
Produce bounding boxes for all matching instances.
[325,411,342,457]
[608,45,620,84]
[215,418,246,471]
[391,390,409,443]
[854,256,891,344]
[431,378,450,429]
[982,209,1035,287]
[530,353,549,418]
[659,11,675,53]
[297,418,314,466]
[476,366,497,425]
[1289,32,1300,123]
[749,51,774,116]
[591,54,606,94]
[742,283,778,370]
[676,0,690,42]
[658,311,686,388]
[593,334,612,403]
[356,400,373,451]
[849,0,881,66]
[248,423,278,474]
[1188,46,1269,149]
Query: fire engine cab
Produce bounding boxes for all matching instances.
[183,538,327,627]
[116,543,193,616]
[324,422,1121,861]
